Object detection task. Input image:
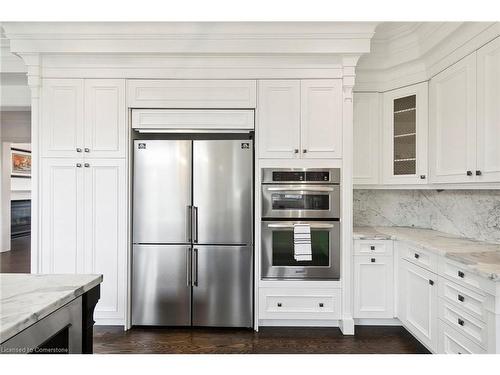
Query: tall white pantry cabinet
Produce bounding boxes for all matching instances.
[40,78,127,324]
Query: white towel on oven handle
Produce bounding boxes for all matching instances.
[293,223,312,261]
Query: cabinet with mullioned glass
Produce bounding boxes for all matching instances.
[382,82,428,184]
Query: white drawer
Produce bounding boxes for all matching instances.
[438,300,487,348]
[438,320,487,354]
[401,243,438,273]
[440,258,488,294]
[354,240,393,256]
[259,287,341,320]
[438,276,487,322]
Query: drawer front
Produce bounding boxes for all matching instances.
[354,240,393,256]
[438,320,487,354]
[438,276,487,322]
[259,288,341,320]
[441,258,486,294]
[438,300,487,348]
[402,244,438,273]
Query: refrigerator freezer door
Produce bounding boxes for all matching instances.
[193,140,253,245]
[192,245,253,327]
[132,245,191,326]
[133,140,192,244]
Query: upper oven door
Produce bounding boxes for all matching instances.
[262,184,340,219]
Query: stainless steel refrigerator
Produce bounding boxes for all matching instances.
[132,139,253,327]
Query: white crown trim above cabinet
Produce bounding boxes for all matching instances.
[127,79,257,109]
[258,79,342,159]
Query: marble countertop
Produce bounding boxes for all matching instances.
[0,274,102,343]
[354,226,500,281]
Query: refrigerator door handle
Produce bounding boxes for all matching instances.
[192,206,199,243]
[187,205,192,242]
[193,248,199,286]
[186,247,192,287]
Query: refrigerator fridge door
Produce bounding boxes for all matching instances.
[192,245,253,327]
[193,140,253,245]
[133,140,192,244]
[132,245,192,326]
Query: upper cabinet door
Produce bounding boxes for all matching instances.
[258,80,300,159]
[353,92,380,184]
[300,79,342,159]
[429,53,477,184]
[41,79,84,158]
[476,37,500,182]
[84,80,126,158]
[382,82,428,184]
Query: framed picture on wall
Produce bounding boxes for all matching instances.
[10,148,32,178]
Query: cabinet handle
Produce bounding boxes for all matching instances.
[84,163,90,168]
[414,253,420,259]
[76,148,82,153]
[277,302,282,307]
[303,149,307,154]
[294,149,299,154]
[458,295,465,302]
[420,175,426,179]
[370,245,375,250]
[458,270,465,278]
[371,258,376,263]
[319,303,324,308]
[84,147,90,153]
[466,171,473,176]
[76,163,82,168]
[475,170,482,176]
[458,318,465,326]
[429,279,434,286]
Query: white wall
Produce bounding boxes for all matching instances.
[0,111,31,252]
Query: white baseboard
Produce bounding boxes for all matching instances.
[354,318,402,326]
[259,319,340,327]
[95,319,126,327]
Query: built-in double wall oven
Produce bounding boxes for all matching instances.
[261,168,341,280]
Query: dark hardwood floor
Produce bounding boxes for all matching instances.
[94,325,430,354]
[0,235,30,273]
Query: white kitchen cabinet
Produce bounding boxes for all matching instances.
[83,159,127,322]
[42,79,126,159]
[40,158,127,324]
[353,93,380,184]
[399,259,438,352]
[476,36,500,183]
[84,80,126,158]
[382,82,428,184]
[40,158,84,273]
[429,53,477,184]
[41,79,84,158]
[258,79,342,159]
[258,80,301,159]
[300,79,342,158]
[353,254,394,318]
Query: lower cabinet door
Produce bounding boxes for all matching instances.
[192,245,253,328]
[438,320,486,354]
[354,255,394,318]
[84,159,127,323]
[399,259,438,352]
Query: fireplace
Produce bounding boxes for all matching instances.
[11,200,31,238]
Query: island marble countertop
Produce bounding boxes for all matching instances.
[0,274,102,343]
[353,226,500,281]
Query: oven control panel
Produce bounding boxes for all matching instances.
[262,168,340,184]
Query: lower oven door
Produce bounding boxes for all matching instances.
[261,220,340,280]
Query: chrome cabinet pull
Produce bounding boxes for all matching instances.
[192,248,199,287]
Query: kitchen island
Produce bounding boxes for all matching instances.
[0,274,102,354]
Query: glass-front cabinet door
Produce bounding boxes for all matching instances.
[382,82,428,184]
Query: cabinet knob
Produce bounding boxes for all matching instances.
[458,295,465,302]
[370,258,376,263]
[76,163,82,168]
[458,318,465,326]
[319,303,324,308]
[475,170,482,176]
[84,147,90,153]
[414,253,420,259]
[420,175,426,179]
[76,148,82,153]
[466,170,473,176]
[302,149,307,154]
[294,149,299,154]
[429,279,434,286]
[370,245,375,251]
[84,163,90,168]
[458,270,465,278]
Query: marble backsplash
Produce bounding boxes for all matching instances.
[353,190,500,244]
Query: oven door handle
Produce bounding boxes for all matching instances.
[266,186,335,192]
[267,223,335,229]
